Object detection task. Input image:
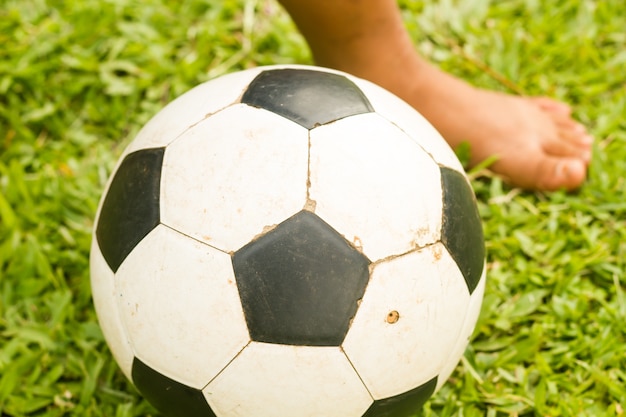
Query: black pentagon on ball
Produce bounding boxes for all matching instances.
[131,357,216,417]
[240,68,374,129]
[440,167,485,294]
[96,148,164,273]
[232,210,371,346]
[362,376,438,417]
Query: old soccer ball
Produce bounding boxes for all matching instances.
[90,65,486,417]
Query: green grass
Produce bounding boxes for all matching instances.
[1,0,625,416]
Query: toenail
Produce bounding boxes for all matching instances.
[557,160,581,178]
[557,162,569,178]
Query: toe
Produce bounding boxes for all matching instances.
[534,157,587,191]
[530,97,572,116]
[557,123,594,148]
[544,130,593,163]
[494,150,588,191]
[532,97,594,148]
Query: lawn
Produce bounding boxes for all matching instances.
[1,0,625,416]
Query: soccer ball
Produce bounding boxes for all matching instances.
[90,65,485,417]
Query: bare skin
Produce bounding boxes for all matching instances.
[277,0,592,191]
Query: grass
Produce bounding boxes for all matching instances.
[0,0,625,416]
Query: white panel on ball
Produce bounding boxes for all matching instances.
[161,104,309,252]
[349,77,465,173]
[115,225,249,389]
[309,113,442,262]
[90,238,135,380]
[205,342,373,417]
[123,68,266,156]
[435,269,486,390]
[342,243,471,399]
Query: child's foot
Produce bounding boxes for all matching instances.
[390,64,592,191]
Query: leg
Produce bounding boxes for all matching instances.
[277,0,592,191]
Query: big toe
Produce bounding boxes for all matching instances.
[533,157,588,191]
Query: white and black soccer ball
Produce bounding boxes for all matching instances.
[90,65,486,417]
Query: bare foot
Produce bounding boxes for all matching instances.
[386,64,592,191]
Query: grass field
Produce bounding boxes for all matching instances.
[1,0,625,416]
